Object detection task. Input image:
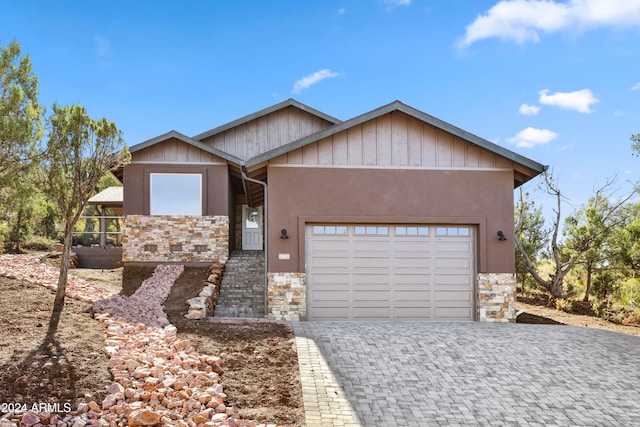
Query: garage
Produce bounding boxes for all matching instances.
[305,224,475,321]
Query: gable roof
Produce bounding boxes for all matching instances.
[128,130,243,164]
[191,98,342,142]
[125,100,547,188]
[246,101,546,174]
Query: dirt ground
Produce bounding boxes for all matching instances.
[3,254,639,426]
[0,276,112,407]
[0,257,304,426]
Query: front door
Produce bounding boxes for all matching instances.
[242,205,263,250]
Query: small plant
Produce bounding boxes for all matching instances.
[22,235,58,251]
[591,297,605,318]
[555,298,573,313]
[617,278,640,308]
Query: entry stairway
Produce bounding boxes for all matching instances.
[214,250,266,318]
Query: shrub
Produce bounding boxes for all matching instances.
[22,235,58,251]
[555,298,573,313]
[617,278,640,308]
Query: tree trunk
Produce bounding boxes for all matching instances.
[583,261,593,302]
[46,225,72,343]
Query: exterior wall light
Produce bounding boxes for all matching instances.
[280,228,289,239]
[497,230,507,241]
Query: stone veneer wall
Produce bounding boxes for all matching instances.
[477,273,517,322]
[267,272,306,321]
[123,215,229,263]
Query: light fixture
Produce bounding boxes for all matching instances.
[497,230,507,241]
[280,228,289,239]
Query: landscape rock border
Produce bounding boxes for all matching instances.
[0,255,276,427]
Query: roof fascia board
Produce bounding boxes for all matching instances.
[129,130,243,165]
[191,98,342,141]
[246,101,547,175]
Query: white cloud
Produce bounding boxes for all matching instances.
[519,103,540,115]
[338,7,347,15]
[538,89,599,113]
[458,0,640,48]
[292,69,341,94]
[508,127,558,148]
[94,36,110,57]
[632,82,640,91]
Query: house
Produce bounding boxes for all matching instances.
[114,99,546,322]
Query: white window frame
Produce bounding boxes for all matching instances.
[150,173,203,215]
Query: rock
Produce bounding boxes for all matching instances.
[127,408,161,426]
[87,401,100,412]
[108,382,125,394]
[19,412,40,427]
[102,394,117,409]
[173,339,192,351]
[199,287,214,297]
[185,310,205,320]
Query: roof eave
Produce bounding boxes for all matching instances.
[128,130,243,165]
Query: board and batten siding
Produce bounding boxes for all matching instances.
[198,106,335,160]
[131,138,225,164]
[271,111,513,169]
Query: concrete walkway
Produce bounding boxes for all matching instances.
[293,322,640,427]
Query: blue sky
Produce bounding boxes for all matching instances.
[3,0,640,218]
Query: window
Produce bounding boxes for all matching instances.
[396,226,429,236]
[312,225,348,235]
[150,173,202,215]
[436,226,471,237]
[354,226,389,235]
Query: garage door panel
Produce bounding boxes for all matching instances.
[435,307,472,319]
[394,291,432,303]
[434,258,472,269]
[394,307,433,318]
[353,307,391,319]
[310,307,350,319]
[311,290,350,302]
[352,295,389,308]
[314,271,347,289]
[393,268,431,284]
[435,274,473,286]
[435,290,472,303]
[311,257,352,269]
[434,241,472,252]
[306,224,474,321]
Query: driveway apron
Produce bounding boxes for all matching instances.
[292,322,640,427]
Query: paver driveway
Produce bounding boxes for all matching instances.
[293,322,640,427]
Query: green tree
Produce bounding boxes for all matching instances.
[0,40,44,251]
[563,186,632,302]
[514,191,549,293]
[42,104,129,337]
[0,39,43,185]
[515,173,636,299]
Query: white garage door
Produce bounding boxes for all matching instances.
[306,225,475,321]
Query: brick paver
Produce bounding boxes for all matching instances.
[293,322,640,426]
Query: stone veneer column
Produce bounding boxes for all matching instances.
[267,272,306,321]
[477,273,517,322]
[123,215,229,263]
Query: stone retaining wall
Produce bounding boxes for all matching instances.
[123,215,229,263]
[267,272,306,321]
[477,272,517,322]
